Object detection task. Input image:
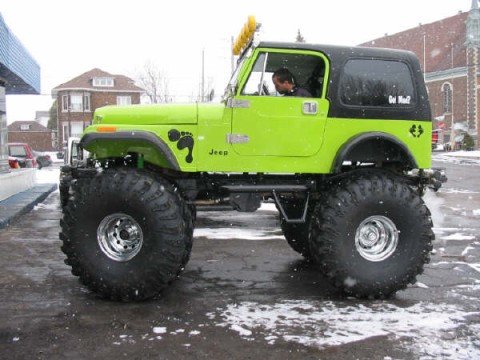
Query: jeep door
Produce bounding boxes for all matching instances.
[230,49,329,157]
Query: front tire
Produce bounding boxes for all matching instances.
[60,169,193,301]
[309,170,434,299]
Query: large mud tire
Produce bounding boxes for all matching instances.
[59,175,71,209]
[60,169,193,301]
[309,170,434,299]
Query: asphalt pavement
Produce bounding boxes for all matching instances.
[0,160,479,359]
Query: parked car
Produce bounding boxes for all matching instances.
[33,151,53,169]
[432,129,440,150]
[7,143,37,168]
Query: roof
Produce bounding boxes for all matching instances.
[52,68,144,95]
[359,12,468,74]
[0,13,40,94]
[8,121,50,132]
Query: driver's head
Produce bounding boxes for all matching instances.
[272,68,295,94]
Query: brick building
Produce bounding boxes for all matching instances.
[7,121,54,151]
[361,1,480,148]
[52,68,144,149]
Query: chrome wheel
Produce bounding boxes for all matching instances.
[355,215,399,262]
[97,213,143,262]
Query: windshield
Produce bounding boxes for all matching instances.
[9,145,27,157]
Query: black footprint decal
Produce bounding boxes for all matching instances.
[168,129,194,163]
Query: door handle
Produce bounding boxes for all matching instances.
[302,101,318,115]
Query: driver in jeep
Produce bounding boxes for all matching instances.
[272,68,312,97]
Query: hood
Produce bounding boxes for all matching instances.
[93,103,199,125]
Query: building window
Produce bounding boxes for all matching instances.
[62,95,69,112]
[20,124,30,131]
[117,96,132,106]
[93,77,114,87]
[84,94,91,111]
[70,122,84,138]
[442,83,452,113]
[70,94,83,112]
[62,123,69,143]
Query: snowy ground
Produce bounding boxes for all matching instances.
[197,196,480,359]
[207,300,480,358]
[432,150,480,166]
[23,156,480,359]
[35,166,60,185]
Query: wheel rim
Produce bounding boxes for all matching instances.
[354,215,399,262]
[97,213,143,262]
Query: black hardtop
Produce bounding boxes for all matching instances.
[258,41,419,63]
[258,42,431,121]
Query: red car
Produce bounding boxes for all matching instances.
[8,143,37,168]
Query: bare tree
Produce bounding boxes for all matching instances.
[296,29,305,43]
[137,61,170,103]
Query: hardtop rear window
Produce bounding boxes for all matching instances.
[339,59,416,107]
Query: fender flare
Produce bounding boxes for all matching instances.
[79,131,180,171]
[332,132,417,173]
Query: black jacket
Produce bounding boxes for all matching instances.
[284,87,312,97]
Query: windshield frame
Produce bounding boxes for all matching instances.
[222,52,251,101]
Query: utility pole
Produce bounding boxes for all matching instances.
[201,48,205,103]
[231,36,235,74]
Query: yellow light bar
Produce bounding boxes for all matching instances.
[233,15,257,55]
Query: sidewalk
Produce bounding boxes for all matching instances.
[0,183,57,229]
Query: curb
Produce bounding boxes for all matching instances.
[0,183,58,230]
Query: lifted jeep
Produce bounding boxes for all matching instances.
[60,17,445,301]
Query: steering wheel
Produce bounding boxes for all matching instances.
[261,82,270,96]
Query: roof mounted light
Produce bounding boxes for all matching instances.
[232,15,260,56]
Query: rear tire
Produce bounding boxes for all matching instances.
[60,168,193,301]
[309,170,434,299]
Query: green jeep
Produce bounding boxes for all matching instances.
[60,19,446,301]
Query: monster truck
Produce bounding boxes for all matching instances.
[60,17,446,301]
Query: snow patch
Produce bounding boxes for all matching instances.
[209,301,480,359]
[343,277,357,288]
[439,188,479,194]
[473,209,480,216]
[194,228,284,241]
[441,233,476,241]
[35,168,60,184]
[33,202,59,211]
[423,190,444,227]
[432,152,480,166]
[259,202,278,212]
[414,282,429,289]
[462,246,475,256]
[230,324,252,337]
[153,326,167,334]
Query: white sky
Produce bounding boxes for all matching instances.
[2,0,470,123]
